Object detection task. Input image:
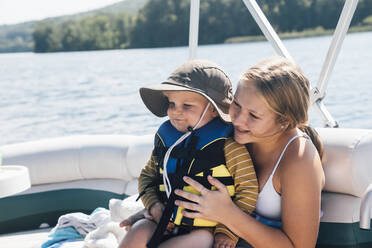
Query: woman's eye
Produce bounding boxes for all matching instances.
[168,102,175,108]
[183,104,191,109]
[250,113,258,119]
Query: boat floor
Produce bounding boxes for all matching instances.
[0,228,84,248]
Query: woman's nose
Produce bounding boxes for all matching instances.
[233,111,248,127]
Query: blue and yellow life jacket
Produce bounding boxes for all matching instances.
[153,118,235,227]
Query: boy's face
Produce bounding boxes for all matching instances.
[164,91,218,132]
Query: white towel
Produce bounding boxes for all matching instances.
[57,208,111,236]
[84,194,145,248]
[84,222,124,248]
[109,194,144,222]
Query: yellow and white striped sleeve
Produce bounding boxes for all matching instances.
[214,138,258,244]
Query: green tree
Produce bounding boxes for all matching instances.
[130,0,189,48]
[31,0,372,52]
[33,22,61,52]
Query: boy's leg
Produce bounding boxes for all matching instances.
[118,219,157,248]
[159,229,214,248]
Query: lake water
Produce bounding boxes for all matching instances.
[0,32,371,146]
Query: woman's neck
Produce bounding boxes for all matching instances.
[247,128,299,165]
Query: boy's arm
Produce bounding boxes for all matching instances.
[214,138,259,244]
[138,151,161,211]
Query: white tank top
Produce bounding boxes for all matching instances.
[254,134,308,221]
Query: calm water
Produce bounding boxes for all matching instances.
[0,32,371,146]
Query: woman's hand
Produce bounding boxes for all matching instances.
[174,175,235,224]
[119,208,153,231]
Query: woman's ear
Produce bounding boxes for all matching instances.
[277,116,289,130]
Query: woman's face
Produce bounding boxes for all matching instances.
[229,81,282,144]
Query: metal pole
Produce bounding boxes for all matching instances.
[313,101,339,128]
[309,0,358,127]
[311,0,359,104]
[189,0,200,60]
[242,0,359,127]
[360,184,372,230]
[242,0,294,62]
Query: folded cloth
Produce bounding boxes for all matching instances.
[41,226,84,248]
[109,194,144,222]
[57,208,111,236]
[84,194,145,248]
[84,222,125,248]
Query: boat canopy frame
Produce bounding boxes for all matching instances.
[188,0,359,128]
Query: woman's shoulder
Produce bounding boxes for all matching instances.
[279,132,324,185]
[281,133,321,170]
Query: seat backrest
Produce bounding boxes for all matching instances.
[1,134,153,186]
[3,128,372,196]
[317,128,372,198]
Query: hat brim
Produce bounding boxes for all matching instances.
[140,83,231,123]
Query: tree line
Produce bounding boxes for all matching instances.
[0,22,34,53]
[33,14,133,52]
[33,0,372,52]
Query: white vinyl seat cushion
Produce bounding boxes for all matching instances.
[317,128,372,198]
[2,129,372,225]
[1,135,153,186]
[317,128,372,224]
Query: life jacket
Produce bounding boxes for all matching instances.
[153,118,235,227]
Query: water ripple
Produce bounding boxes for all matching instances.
[0,32,372,145]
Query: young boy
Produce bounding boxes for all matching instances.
[119,60,258,248]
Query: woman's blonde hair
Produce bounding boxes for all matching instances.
[240,56,323,158]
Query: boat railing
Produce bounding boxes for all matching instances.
[188,0,359,128]
[312,0,358,128]
[189,0,371,232]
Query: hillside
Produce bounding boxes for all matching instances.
[41,0,148,24]
[2,0,371,53]
[0,0,147,53]
[0,22,36,52]
[92,0,148,14]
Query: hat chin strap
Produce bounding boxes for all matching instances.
[162,102,211,198]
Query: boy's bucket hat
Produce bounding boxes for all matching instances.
[140,60,233,122]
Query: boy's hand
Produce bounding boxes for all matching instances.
[149,202,165,223]
[119,209,153,231]
[214,233,236,248]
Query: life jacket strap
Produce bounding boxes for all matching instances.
[147,134,197,248]
[147,192,176,248]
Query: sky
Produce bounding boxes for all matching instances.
[0,0,123,25]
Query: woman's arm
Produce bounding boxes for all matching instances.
[175,140,324,248]
[174,176,294,247]
[278,139,324,247]
[241,141,323,247]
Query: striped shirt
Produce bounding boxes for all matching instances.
[138,137,258,244]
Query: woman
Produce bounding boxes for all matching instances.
[122,56,325,247]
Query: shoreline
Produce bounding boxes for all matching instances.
[2,26,372,54]
[224,25,372,44]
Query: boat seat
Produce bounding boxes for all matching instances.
[2,134,153,195]
[316,128,372,247]
[1,129,372,246]
[0,134,153,234]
